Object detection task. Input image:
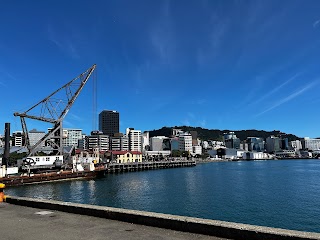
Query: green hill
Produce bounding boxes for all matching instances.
[148,126,300,142]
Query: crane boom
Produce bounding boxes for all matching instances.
[14,64,96,157]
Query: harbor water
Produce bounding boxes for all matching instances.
[6,159,320,233]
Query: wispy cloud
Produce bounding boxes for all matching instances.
[249,73,301,106]
[68,113,82,121]
[0,81,6,87]
[313,19,320,28]
[255,81,318,117]
[149,1,176,65]
[198,119,206,127]
[47,24,80,59]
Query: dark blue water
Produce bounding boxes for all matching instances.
[6,160,320,233]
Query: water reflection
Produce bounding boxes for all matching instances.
[6,160,320,233]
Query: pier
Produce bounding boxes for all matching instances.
[0,160,196,186]
[104,160,196,173]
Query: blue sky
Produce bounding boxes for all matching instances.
[1,0,320,138]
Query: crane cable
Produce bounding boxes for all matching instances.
[92,66,97,131]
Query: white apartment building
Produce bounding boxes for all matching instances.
[126,128,141,151]
[178,133,192,152]
[63,129,83,147]
[86,132,109,151]
[301,137,320,151]
[291,140,302,151]
[29,129,46,146]
[192,145,202,155]
[141,131,150,152]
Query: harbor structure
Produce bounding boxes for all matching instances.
[99,110,119,137]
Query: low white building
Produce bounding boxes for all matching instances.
[242,152,270,160]
[178,133,192,152]
[192,146,202,156]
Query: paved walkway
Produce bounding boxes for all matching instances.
[0,202,228,240]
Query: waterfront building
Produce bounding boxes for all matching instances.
[275,150,296,159]
[301,137,320,151]
[242,152,270,160]
[110,133,129,151]
[77,134,87,149]
[28,129,46,147]
[291,140,302,151]
[62,129,83,147]
[246,137,264,152]
[178,133,192,153]
[170,138,179,151]
[190,131,198,146]
[280,138,289,150]
[107,150,142,163]
[150,136,168,151]
[126,128,141,151]
[99,110,119,137]
[172,128,184,137]
[202,141,209,149]
[0,134,4,148]
[86,131,109,151]
[224,132,240,149]
[192,145,202,156]
[141,131,150,153]
[12,131,25,147]
[266,136,281,153]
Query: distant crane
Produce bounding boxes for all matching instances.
[14,64,96,157]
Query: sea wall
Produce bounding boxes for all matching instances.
[5,196,320,240]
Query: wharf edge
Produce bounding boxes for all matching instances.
[0,160,196,187]
[5,196,320,240]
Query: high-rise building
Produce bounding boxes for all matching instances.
[29,129,46,147]
[86,131,109,151]
[224,132,240,149]
[126,128,141,151]
[178,133,192,152]
[110,133,129,151]
[62,129,83,147]
[266,136,281,153]
[246,137,264,152]
[99,110,119,137]
[12,131,25,147]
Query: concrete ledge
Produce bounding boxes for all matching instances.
[6,196,320,240]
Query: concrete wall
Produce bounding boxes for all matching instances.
[5,196,320,240]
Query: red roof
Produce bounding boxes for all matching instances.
[108,150,142,155]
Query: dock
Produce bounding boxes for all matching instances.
[0,160,196,187]
[105,160,196,173]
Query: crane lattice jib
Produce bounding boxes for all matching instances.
[13,64,96,156]
[14,64,96,123]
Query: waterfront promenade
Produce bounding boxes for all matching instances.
[0,201,226,240]
[2,196,320,240]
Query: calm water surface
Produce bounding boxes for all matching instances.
[6,160,320,233]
